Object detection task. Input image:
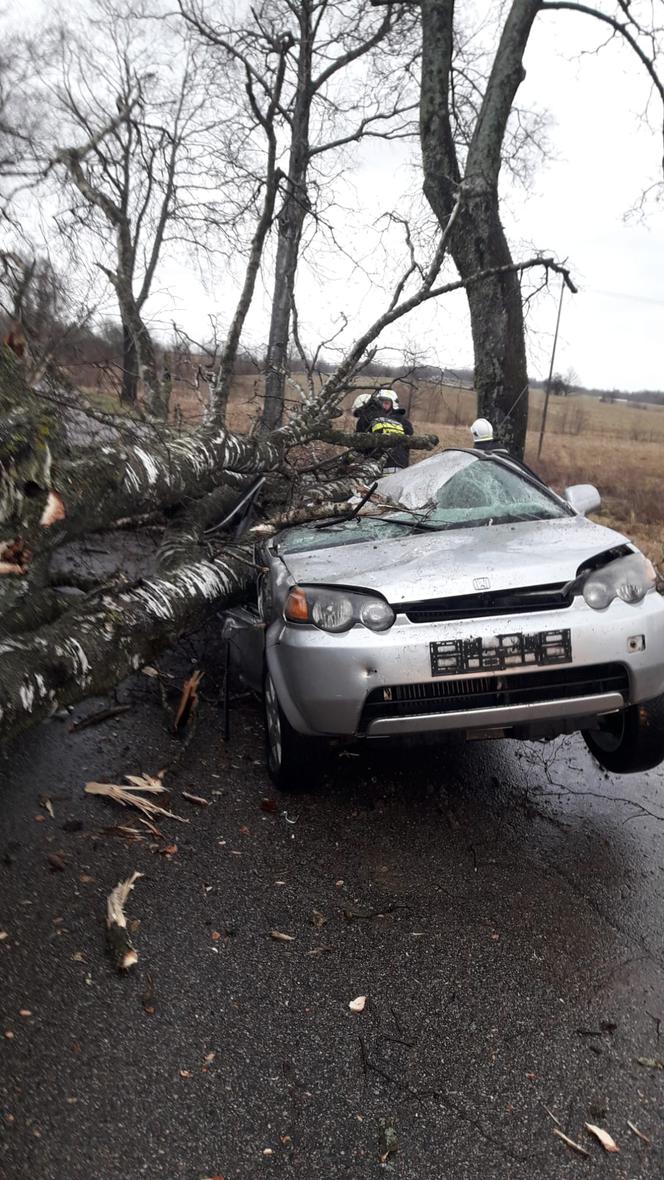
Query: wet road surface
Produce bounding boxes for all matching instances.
[1,647,663,1178]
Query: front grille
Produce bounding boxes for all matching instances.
[399,582,572,624]
[361,663,628,726]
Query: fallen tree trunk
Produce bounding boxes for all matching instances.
[0,543,254,743]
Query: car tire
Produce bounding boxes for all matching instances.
[583,693,664,774]
[264,670,326,791]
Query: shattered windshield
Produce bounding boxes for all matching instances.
[278,451,568,554]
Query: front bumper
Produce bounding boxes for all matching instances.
[266,593,664,737]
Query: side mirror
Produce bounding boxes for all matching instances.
[564,484,601,516]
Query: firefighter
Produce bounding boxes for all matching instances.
[469,418,508,453]
[355,389,414,471]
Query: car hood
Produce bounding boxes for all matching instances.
[278,516,631,604]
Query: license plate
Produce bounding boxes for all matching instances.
[430,629,572,676]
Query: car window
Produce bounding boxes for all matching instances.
[277,451,566,553]
[428,459,566,526]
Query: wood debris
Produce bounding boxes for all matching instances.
[40,490,66,527]
[105,824,145,842]
[85,776,188,824]
[552,1129,590,1158]
[68,705,130,732]
[141,973,156,1015]
[627,1120,651,1145]
[182,791,208,807]
[584,1123,619,1153]
[106,871,143,971]
[173,669,203,732]
[270,930,295,942]
[349,995,367,1013]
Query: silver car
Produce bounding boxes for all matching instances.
[224,448,664,787]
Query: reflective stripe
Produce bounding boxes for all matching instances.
[369,417,406,438]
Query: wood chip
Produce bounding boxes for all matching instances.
[0,932,8,941]
[584,1123,619,1153]
[182,791,208,807]
[540,1103,561,1127]
[552,1129,590,1158]
[635,1056,664,1070]
[173,669,203,731]
[627,1120,651,1145]
[349,995,367,1013]
[105,871,143,971]
[270,930,295,942]
[47,853,66,872]
[39,490,65,527]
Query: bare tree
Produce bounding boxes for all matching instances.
[417,0,664,457]
[181,0,419,430]
[35,3,230,417]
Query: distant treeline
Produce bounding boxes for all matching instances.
[3,310,662,406]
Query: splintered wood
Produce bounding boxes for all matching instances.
[85,775,189,824]
[106,871,144,971]
[173,669,203,732]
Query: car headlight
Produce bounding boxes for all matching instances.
[284,585,395,633]
[582,553,656,610]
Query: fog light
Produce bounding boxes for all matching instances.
[627,635,645,652]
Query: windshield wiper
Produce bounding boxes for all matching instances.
[496,512,557,525]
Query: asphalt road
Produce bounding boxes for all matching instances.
[1,640,663,1179]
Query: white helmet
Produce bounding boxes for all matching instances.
[470,417,494,443]
[351,392,372,415]
[375,388,399,409]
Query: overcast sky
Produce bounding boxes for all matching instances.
[11,0,664,393]
[159,3,664,393]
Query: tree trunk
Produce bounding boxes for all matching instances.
[450,202,529,457]
[260,3,313,433]
[120,322,138,406]
[419,0,539,458]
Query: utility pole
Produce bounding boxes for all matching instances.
[537,278,565,459]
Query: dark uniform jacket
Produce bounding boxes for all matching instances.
[355,403,414,468]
